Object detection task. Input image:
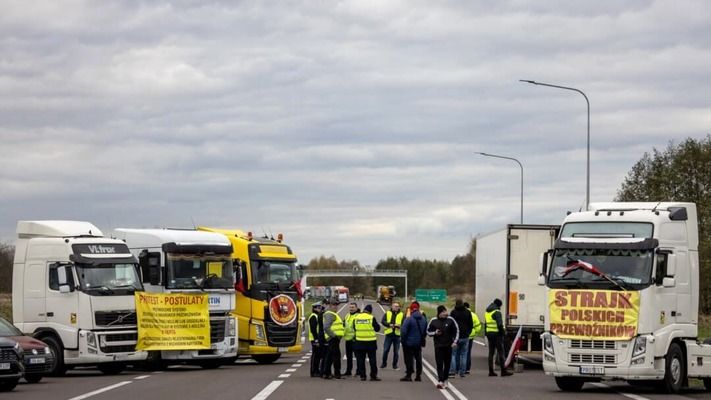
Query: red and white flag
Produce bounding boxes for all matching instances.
[505,325,523,369]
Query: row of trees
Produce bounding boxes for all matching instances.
[616,135,711,313]
[303,240,476,300]
[0,243,13,293]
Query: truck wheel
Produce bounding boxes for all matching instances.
[0,379,19,392]
[43,335,67,377]
[24,373,43,383]
[659,342,685,394]
[251,354,281,364]
[555,377,584,392]
[703,378,711,391]
[97,363,125,375]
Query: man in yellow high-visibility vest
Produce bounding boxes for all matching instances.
[485,298,512,377]
[464,302,482,374]
[343,302,360,376]
[322,298,345,379]
[380,301,404,369]
[353,304,381,381]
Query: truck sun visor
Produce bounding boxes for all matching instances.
[555,238,659,250]
[161,242,233,255]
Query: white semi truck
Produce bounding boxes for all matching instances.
[12,221,146,375]
[541,202,711,393]
[475,224,560,362]
[113,228,237,368]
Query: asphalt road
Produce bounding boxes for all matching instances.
[6,300,709,400]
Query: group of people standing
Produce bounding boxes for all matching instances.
[307,297,511,390]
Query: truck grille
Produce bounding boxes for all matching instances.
[265,322,297,347]
[570,353,616,364]
[570,339,616,350]
[95,311,137,326]
[99,331,138,354]
[210,319,226,344]
[0,348,18,361]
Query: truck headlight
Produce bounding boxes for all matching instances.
[543,333,555,355]
[631,336,646,364]
[86,332,97,348]
[254,323,266,340]
[228,317,236,337]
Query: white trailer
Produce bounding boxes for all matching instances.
[113,228,237,368]
[475,224,560,361]
[12,221,146,375]
[541,203,711,393]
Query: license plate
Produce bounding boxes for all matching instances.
[579,365,604,375]
[0,363,9,370]
[278,347,288,353]
[29,357,46,364]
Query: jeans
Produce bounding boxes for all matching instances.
[466,338,474,372]
[381,334,400,367]
[402,345,422,378]
[434,346,453,382]
[449,338,469,376]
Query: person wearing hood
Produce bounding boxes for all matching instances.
[485,298,512,377]
[449,299,474,378]
[427,305,459,389]
[399,302,427,382]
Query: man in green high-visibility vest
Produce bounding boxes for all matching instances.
[322,298,345,379]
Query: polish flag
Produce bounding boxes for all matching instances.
[505,325,523,369]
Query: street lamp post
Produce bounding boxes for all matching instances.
[476,152,524,224]
[519,79,590,210]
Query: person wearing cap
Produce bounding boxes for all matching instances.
[308,302,325,377]
[322,298,345,379]
[343,302,361,377]
[464,302,482,375]
[399,301,427,382]
[485,298,512,377]
[427,305,459,389]
[353,304,381,381]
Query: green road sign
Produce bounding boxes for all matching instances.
[415,289,447,302]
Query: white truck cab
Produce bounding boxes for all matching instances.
[12,221,146,375]
[112,228,237,368]
[541,203,711,393]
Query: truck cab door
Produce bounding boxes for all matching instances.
[655,251,678,327]
[46,263,80,347]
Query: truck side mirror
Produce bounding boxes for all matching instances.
[233,260,247,293]
[539,250,552,278]
[57,265,73,293]
[537,274,546,286]
[666,253,676,277]
[662,277,676,287]
[139,250,162,285]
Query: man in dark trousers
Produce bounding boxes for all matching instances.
[427,305,459,389]
[321,299,345,379]
[353,304,381,381]
[449,299,474,378]
[308,302,325,377]
[343,302,360,376]
[485,298,512,377]
[399,301,427,382]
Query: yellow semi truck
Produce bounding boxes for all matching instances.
[198,228,302,363]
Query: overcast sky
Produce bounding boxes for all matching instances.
[2,1,710,265]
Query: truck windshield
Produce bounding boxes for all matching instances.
[252,260,297,286]
[76,263,143,295]
[548,248,654,289]
[166,253,234,290]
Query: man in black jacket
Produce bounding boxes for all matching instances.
[448,299,473,377]
[485,299,512,377]
[426,305,459,389]
[308,302,325,377]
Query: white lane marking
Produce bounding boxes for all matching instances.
[67,381,133,400]
[250,380,284,400]
[421,364,456,400]
[152,371,164,374]
[423,359,468,400]
[590,383,655,400]
[375,302,386,314]
[133,375,150,380]
[278,373,291,378]
[338,303,348,314]
[286,368,297,372]
[472,339,486,347]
